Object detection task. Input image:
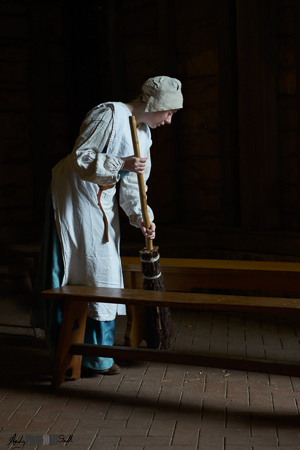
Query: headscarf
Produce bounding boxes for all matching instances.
[141,76,183,112]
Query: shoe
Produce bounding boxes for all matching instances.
[81,363,121,375]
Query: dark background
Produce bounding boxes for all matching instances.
[0,0,299,261]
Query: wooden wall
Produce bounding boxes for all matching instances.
[1,0,300,260]
[119,0,220,226]
[280,0,299,231]
[0,2,71,243]
[0,3,33,235]
[0,1,113,243]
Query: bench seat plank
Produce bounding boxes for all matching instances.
[42,286,300,315]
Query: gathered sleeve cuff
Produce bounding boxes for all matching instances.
[74,152,124,185]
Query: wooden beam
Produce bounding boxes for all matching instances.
[236,0,280,231]
[70,343,300,377]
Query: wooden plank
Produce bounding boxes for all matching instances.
[125,269,300,294]
[41,286,300,314]
[69,343,300,377]
[122,256,300,272]
[236,0,280,231]
[217,0,240,227]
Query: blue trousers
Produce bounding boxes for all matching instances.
[31,187,115,371]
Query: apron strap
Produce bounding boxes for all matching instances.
[97,184,116,242]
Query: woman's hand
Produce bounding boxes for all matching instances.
[121,156,147,174]
[139,218,156,240]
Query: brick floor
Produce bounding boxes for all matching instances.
[1,293,300,448]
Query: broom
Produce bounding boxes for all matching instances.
[129,116,172,350]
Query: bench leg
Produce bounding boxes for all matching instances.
[52,299,88,389]
[124,305,145,347]
[124,272,145,347]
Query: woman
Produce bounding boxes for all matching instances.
[32,75,183,375]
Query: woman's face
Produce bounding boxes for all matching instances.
[144,110,178,129]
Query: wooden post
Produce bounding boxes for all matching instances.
[236,0,280,231]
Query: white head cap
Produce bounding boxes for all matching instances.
[141,76,183,112]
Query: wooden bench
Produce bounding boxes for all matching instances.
[121,257,300,346]
[7,245,300,347]
[42,285,300,388]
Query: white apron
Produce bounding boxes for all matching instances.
[51,102,153,321]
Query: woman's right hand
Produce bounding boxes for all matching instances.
[120,156,147,174]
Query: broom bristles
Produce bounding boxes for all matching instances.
[140,246,173,350]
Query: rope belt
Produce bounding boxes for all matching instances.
[97,183,116,242]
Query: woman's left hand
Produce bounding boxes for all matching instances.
[139,218,156,240]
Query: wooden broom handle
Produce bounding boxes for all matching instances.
[129,116,153,251]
